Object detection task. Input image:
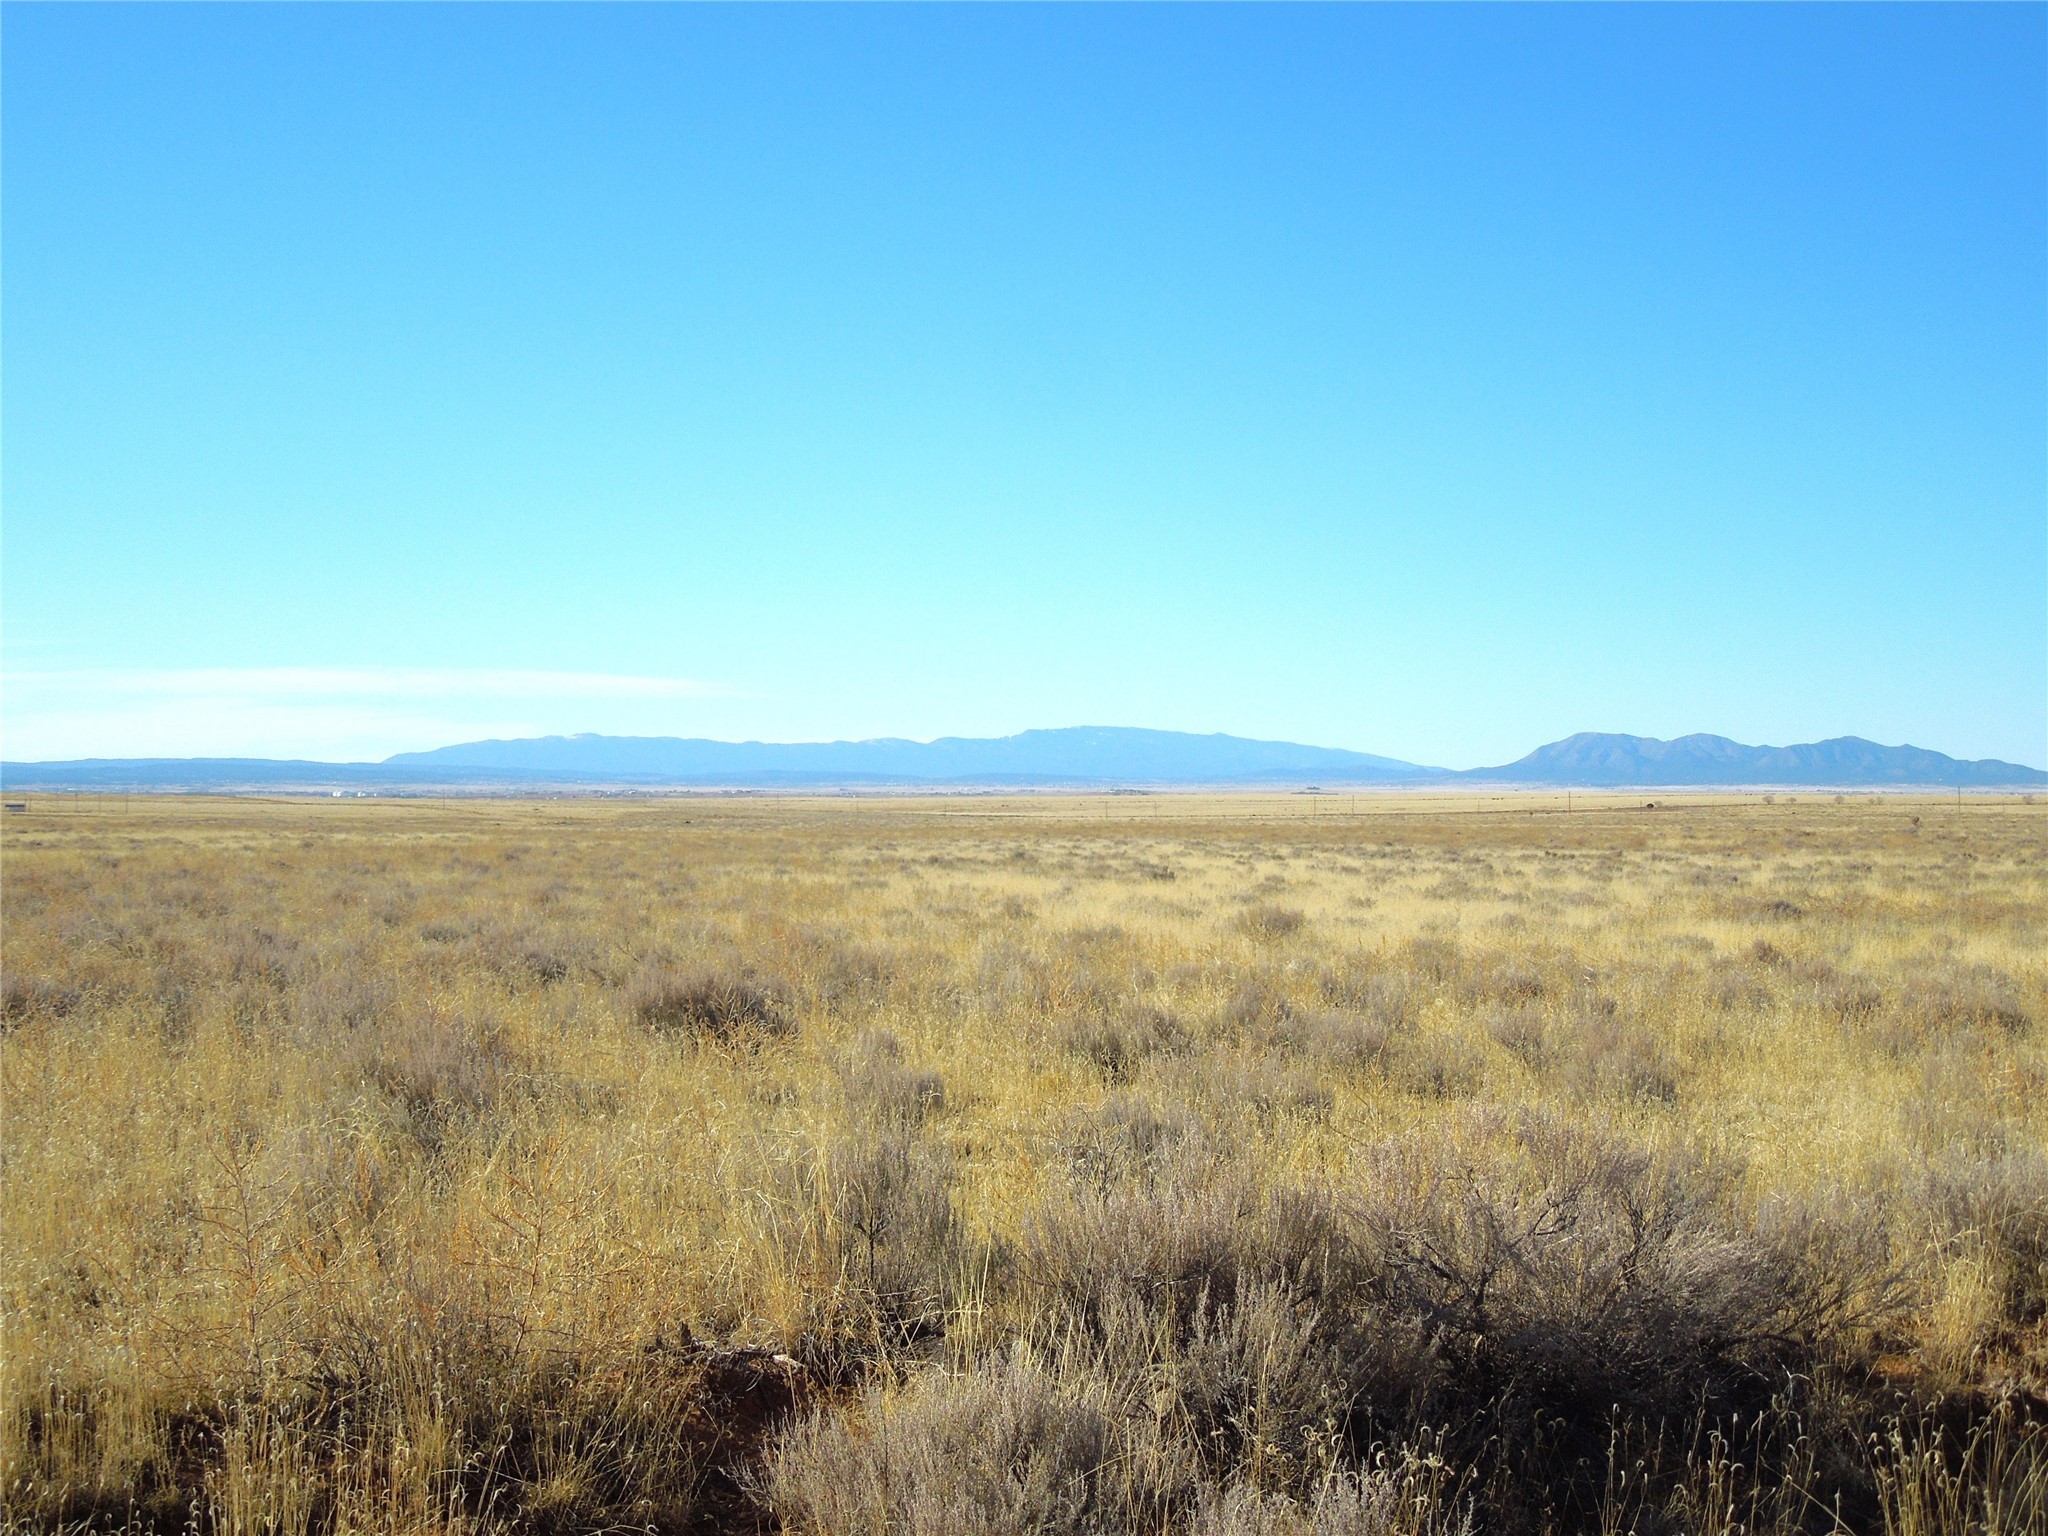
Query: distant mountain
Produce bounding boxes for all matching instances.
[6,727,2040,792]
[1464,733,2046,787]
[383,727,1439,784]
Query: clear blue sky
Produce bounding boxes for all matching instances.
[5,4,2043,768]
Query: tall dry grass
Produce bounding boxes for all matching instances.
[2,792,2043,1534]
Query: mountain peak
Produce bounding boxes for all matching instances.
[1473,732,2041,787]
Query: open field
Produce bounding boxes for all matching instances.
[3,793,2044,1534]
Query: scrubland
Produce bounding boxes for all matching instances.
[2,791,2043,1536]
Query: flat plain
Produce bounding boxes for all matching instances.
[2,792,2043,1535]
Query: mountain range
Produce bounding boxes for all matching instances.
[5,727,2042,790]
[1476,732,2044,787]
[386,726,1433,783]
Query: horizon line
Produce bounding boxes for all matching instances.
[3,723,2043,776]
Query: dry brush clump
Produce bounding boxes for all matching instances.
[2,793,2044,1534]
[766,1350,1116,1536]
[627,963,793,1044]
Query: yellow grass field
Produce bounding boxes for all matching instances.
[3,792,2043,1535]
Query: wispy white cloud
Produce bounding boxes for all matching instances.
[0,668,739,761]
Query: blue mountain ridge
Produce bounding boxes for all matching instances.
[5,727,2042,789]
[1466,732,2047,787]
[383,726,1436,782]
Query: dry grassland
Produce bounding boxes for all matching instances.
[2,792,2044,1535]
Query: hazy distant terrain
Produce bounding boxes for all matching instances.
[386,725,1440,783]
[1469,731,2048,787]
[5,726,2043,790]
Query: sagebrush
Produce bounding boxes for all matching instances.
[2,793,2043,1534]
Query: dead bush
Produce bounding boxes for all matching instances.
[343,1008,522,1151]
[1314,972,1415,1042]
[1348,1118,1870,1446]
[1703,960,1771,1013]
[1786,956,1884,1018]
[822,1122,962,1343]
[1184,1054,1334,1122]
[1485,1006,1548,1065]
[1239,904,1308,941]
[1466,954,1546,1005]
[1403,939,1464,988]
[1016,1178,1440,1513]
[1561,1017,1676,1103]
[837,1029,946,1127]
[1284,1012,1394,1072]
[1489,993,1671,1100]
[1192,1462,1470,1536]
[1902,964,2032,1033]
[975,941,1052,1013]
[1316,1463,1471,1536]
[977,941,1131,1019]
[292,971,396,1035]
[1225,981,1294,1034]
[1921,1148,2048,1332]
[1382,1034,1480,1101]
[1193,1482,1314,1536]
[459,919,597,984]
[0,971,81,1022]
[1020,1170,1344,1345]
[1062,1093,1205,1192]
[1059,1003,1189,1082]
[220,923,305,988]
[1175,1280,1349,1493]
[796,929,895,1007]
[767,1351,1114,1536]
[626,965,789,1043]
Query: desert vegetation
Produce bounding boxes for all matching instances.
[2,792,2043,1534]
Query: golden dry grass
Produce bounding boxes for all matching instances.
[2,791,2043,1534]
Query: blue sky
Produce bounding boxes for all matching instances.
[5,5,2043,768]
